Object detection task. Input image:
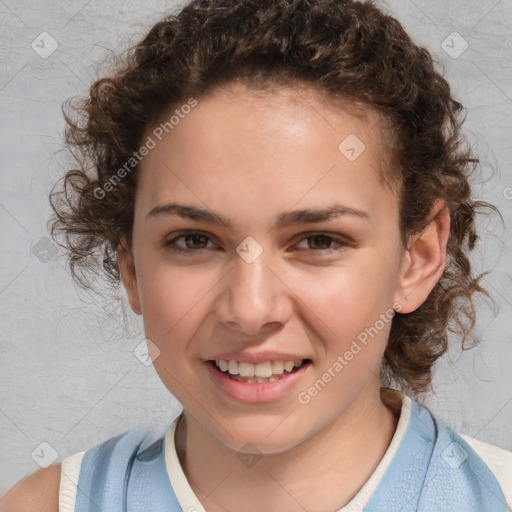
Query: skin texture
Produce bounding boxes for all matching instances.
[116,82,450,511]
[0,465,60,512]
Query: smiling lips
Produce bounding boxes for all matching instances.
[206,357,312,402]
[214,359,305,383]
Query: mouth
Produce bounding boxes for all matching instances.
[205,357,312,403]
[206,358,312,384]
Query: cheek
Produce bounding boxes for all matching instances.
[138,263,218,353]
[298,261,392,330]
[140,267,214,400]
[292,260,395,375]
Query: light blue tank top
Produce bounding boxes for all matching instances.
[74,398,509,511]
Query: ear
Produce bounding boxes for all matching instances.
[117,237,142,315]
[394,199,451,314]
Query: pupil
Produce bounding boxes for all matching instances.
[310,235,330,249]
[187,234,206,248]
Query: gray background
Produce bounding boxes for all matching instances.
[0,0,511,493]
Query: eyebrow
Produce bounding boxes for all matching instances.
[146,202,370,229]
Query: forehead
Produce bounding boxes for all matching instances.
[136,82,399,230]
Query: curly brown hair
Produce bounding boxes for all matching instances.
[48,0,499,397]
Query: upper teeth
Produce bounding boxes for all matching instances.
[215,359,303,377]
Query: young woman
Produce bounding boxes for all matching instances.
[3,0,511,510]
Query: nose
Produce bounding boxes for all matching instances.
[214,247,292,337]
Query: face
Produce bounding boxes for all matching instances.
[119,82,410,454]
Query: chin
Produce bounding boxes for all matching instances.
[216,417,308,455]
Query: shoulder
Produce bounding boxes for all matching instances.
[0,464,61,512]
[459,433,512,507]
[395,397,512,510]
[426,412,512,509]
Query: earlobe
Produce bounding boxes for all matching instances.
[394,200,451,314]
[117,237,142,315]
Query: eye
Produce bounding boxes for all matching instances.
[165,232,217,254]
[294,233,349,253]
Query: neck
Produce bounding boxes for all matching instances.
[175,386,401,512]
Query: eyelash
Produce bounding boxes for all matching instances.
[164,231,350,255]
